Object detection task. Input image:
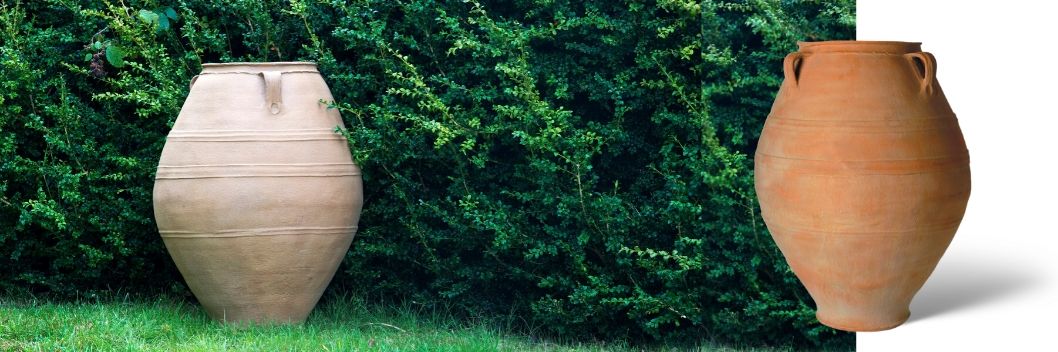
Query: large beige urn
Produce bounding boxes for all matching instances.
[153,62,363,324]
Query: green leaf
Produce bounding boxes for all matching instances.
[91,41,102,50]
[156,15,170,31]
[137,9,159,25]
[105,45,125,68]
[84,53,93,62]
[163,7,178,21]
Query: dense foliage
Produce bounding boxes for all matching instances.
[0,0,854,348]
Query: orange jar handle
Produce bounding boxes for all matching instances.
[905,52,936,95]
[783,53,804,87]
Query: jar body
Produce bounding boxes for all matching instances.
[754,42,970,331]
[153,62,363,324]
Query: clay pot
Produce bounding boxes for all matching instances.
[153,62,363,324]
[754,41,970,331]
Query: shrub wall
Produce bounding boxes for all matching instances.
[0,0,854,348]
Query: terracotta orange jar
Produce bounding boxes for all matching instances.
[755,41,970,331]
[153,62,363,324]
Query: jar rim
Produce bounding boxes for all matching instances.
[199,62,319,74]
[798,41,923,54]
[201,61,317,67]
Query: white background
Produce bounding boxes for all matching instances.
[857,1,1058,350]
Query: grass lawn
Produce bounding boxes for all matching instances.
[0,293,782,351]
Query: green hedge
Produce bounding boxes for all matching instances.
[0,0,854,348]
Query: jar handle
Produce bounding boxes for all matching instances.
[783,52,805,87]
[905,52,936,96]
[260,71,283,115]
[188,75,199,90]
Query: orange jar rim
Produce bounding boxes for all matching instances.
[798,41,922,54]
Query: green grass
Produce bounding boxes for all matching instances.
[0,294,784,351]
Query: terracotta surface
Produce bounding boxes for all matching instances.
[754,41,970,331]
[153,62,363,324]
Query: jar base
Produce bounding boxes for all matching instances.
[817,309,910,332]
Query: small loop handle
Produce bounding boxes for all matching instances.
[188,75,199,90]
[260,71,283,115]
[783,53,805,87]
[905,52,936,96]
